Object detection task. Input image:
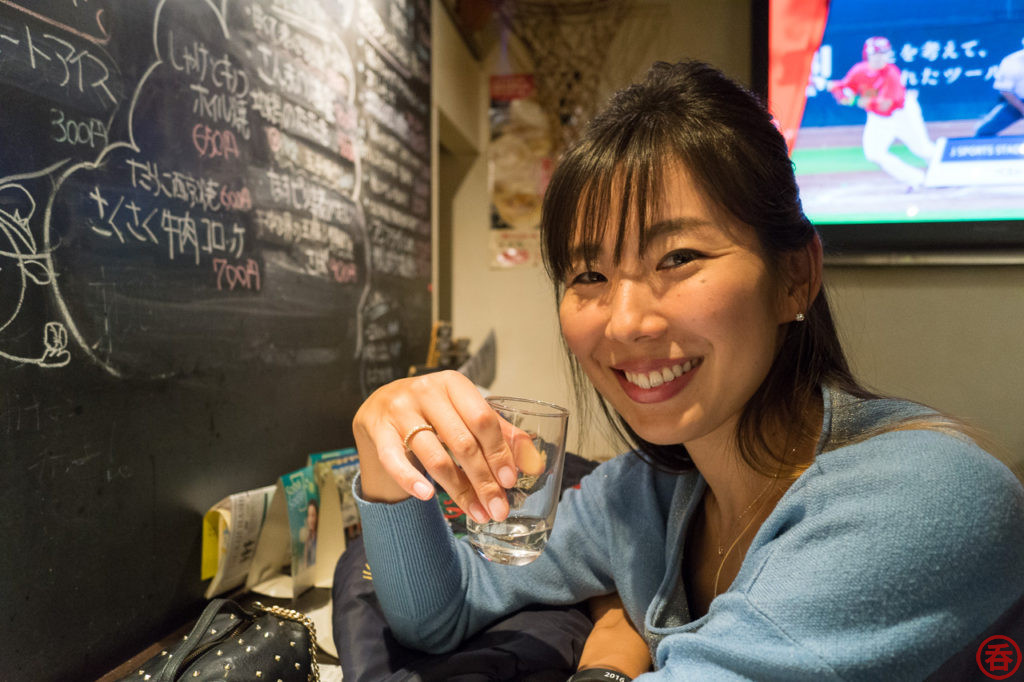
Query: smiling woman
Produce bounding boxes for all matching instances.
[342,61,1024,681]
[556,166,800,456]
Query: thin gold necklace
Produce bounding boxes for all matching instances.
[711,478,780,596]
[714,479,776,556]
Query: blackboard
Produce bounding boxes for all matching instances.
[0,1,431,679]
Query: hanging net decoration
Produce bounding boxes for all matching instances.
[494,0,631,154]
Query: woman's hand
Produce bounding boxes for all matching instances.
[352,370,545,524]
[577,592,651,678]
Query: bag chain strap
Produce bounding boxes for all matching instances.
[251,601,321,682]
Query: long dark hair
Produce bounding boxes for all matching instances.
[541,60,870,475]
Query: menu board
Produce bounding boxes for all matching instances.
[0,1,430,679]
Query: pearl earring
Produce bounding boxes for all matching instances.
[795,312,806,322]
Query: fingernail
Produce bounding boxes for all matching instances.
[412,481,433,500]
[498,466,517,488]
[487,497,507,521]
[469,502,488,524]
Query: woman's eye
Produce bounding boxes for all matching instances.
[658,250,699,269]
[569,270,606,285]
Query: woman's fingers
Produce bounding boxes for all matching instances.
[398,418,490,522]
[447,378,519,482]
[496,415,546,476]
[416,376,514,522]
[355,371,552,523]
[357,415,436,503]
[394,426,439,500]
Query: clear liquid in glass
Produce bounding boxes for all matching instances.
[467,516,551,566]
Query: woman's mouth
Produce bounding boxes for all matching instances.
[614,358,703,403]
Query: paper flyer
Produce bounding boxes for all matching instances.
[245,465,316,599]
[201,484,276,599]
[283,466,320,574]
[309,447,360,587]
[242,449,361,599]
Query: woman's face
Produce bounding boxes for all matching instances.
[558,164,795,449]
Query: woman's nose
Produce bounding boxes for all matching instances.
[603,278,666,342]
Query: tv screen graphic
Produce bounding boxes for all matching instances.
[765,0,1024,257]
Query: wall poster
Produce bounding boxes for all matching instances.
[487,73,552,268]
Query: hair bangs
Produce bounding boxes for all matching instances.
[542,122,673,293]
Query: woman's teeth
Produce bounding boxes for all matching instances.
[623,359,699,389]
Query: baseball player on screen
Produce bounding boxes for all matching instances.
[828,36,937,189]
[974,37,1024,137]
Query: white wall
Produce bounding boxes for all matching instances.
[433,1,1024,461]
[827,266,1024,458]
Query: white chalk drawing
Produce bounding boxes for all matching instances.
[1,0,425,387]
[0,162,71,367]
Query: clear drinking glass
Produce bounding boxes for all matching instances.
[466,396,569,566]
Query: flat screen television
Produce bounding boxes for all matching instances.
[752,0,1024,263]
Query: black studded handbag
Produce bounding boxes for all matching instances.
[119,598,319,681]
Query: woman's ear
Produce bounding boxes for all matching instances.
[778,234,823,323]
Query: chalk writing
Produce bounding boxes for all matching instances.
[358,2,427,82]
[87,186,247,264]
[371,128,426,178]
[364,195,421,232]
[125,157,245,214]
[363,153,413,186]
[329,256,358,283]
[246,2,354,77]
[337,129,358,164]
[371,247,418,279]
[362,339,403,361]
[0,20,119,111]
[254,168,359,225]
[168,34,250,96]
[0,1,112,46]
[42,30,115,102]
[213,257,261,291]
[362,118,396,156]
[359,289,405,394]
[370,219,417,253]
[253,43,338,121]
[362,45,427,115]
[190,83,251,140]
[87,185,158,244]
[250,86,332,149]
[335,97,358,131]
[163,211,246,263]
[388,2,412,42]
[0,395,53,435]
[253,208,356,257]
[1,0,430,380]
[49,107,109,148]
[264,126,356,193]
[25,424,129,485]
[362,89,426,154]
[366,169,410,207]
[192,124,241,160]
[219,185,252,211]
[164,31,252,141]
[364,318,400,341]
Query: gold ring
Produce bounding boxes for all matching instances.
[402,423,436,451]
